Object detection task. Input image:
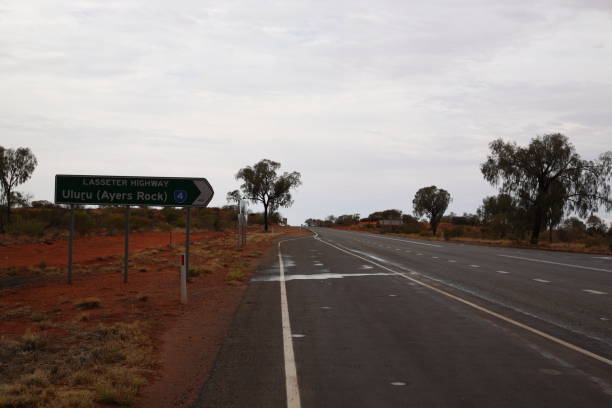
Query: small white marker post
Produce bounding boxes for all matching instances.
[180,253,188,304]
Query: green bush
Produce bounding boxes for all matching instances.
[130,215,152,232]
[6,217,47,236]
[74,211,96,235]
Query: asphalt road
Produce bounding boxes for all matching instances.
[194,228,612,407]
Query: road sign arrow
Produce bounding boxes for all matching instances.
[192,179,215,206]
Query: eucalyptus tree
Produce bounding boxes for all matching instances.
[0,146,38,230]
[481,134,612,244]
[231,159,301,232]
[412,186,451,236]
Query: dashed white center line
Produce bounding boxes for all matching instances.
[417,253,423,256]
[583,289,607,295]
[497,270,510,274]
[469,264,480,268]
[533,278,551,283]
[432,256,439,259]
[448,260,456,263]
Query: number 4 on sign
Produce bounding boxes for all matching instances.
[174,190,187,204]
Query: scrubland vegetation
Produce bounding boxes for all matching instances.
[0,204,287,244]
[307,134,612,253]
[308,209,612,254]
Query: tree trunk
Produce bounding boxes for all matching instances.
[431,219,437,236]
[5,187,11,225]
[549,224,553,243]
[530,206,543,244]
[263,202,269,232]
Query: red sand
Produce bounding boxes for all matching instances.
[0,226,311,408]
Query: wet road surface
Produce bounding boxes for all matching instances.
[194,228,612,407]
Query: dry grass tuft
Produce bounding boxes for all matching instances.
[93,366,147,406]
[226,266,247,282]
[0,321,155,407]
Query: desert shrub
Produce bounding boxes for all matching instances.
[20,331,47,352]
[188,268,202,277]
[400,223,422,234]
[73,211,96,235]
[161,207,183,227]
[418,230,431,237]
[130,215,151,232]
[103,214,125,234]
[227,266,246,281]
[192,211,215,229]
[6,216,47,236]
[444,226,464,241]
[584,237,604,249]
[19,369,50,387]
[558,217,586,242]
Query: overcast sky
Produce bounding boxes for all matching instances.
[1,0,611,224]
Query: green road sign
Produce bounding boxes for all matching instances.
[55,175,214,207]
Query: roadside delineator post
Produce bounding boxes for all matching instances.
[180,253,187,304]
[237,200,248,249]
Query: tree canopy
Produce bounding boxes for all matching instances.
[412,186,451,236]
[230,159,301,231]
[481,134,612,243]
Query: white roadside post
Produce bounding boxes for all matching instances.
[180,253,188,304]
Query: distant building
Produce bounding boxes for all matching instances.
[378,219,403,226]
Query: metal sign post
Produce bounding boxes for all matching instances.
[124,206,130,283]
[186,207,191,277]
[68,204,74,284]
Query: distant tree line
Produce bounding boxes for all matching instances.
[306,133,612,248]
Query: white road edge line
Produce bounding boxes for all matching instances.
[353,232,443,247]
[278,240,302,408]
[533,278,551,283]
[498,254,612,273]
[315,236,612,368]
[583,289,608,295]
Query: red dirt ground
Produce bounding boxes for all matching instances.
[0,226,311,408]
[0,230,209,268]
